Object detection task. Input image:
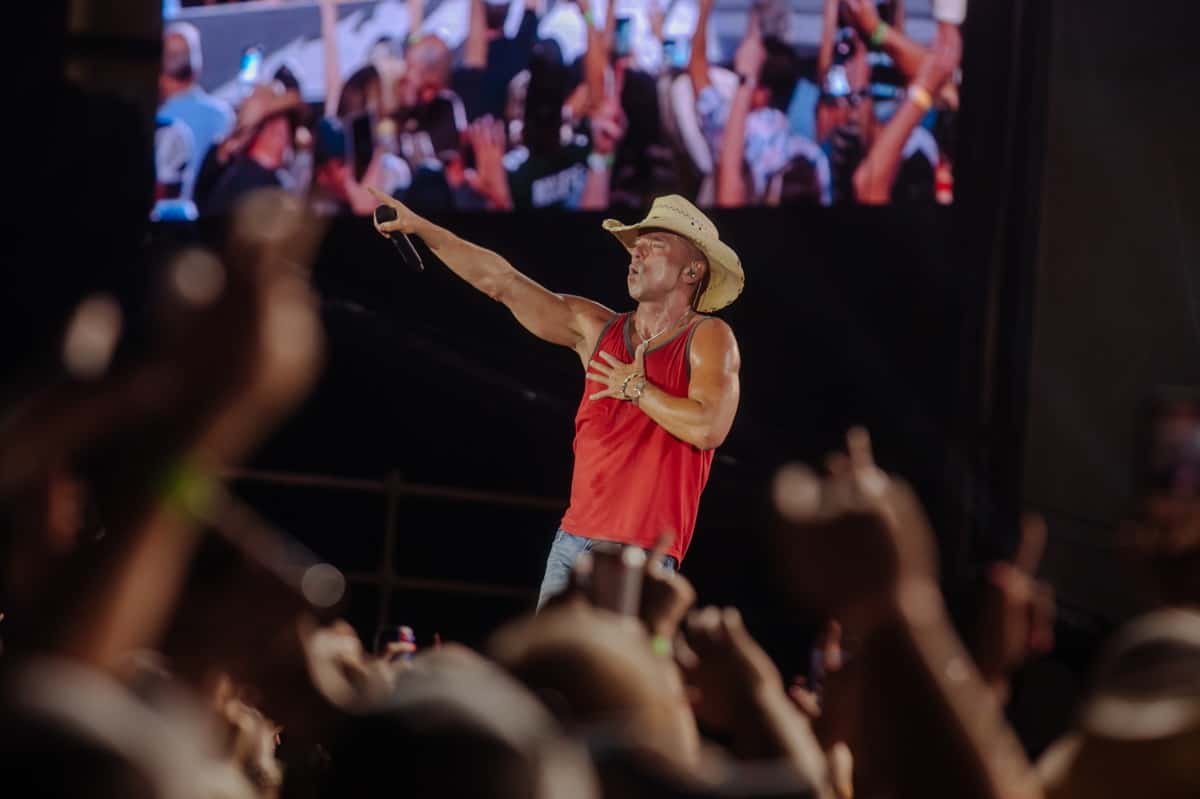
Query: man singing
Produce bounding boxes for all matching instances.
[369,190,743,606]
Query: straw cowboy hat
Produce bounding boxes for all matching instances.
[227,81,305,152]
[602,195,744,312]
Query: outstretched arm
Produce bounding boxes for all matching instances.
[687,0,716,96]
[587,318,740,450]
[369,188,615,357]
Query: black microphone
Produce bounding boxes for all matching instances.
[373,205,425,272]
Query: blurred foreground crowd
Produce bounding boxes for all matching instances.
[6,167,1200,796]
[154,0,960,220]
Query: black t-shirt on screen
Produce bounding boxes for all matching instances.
[202,155,282,216]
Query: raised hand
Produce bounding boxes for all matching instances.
[840,0,882,37]
[914,20,961,93]
[682,605,785,732]
[639,533,697,638]
[587,341,647,401]
[589,96,628,156]
[972,515,1055,698]
[734,10,767,80]
[464,116,514,210]
[772,428,939,632]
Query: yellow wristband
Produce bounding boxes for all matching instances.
[650,634,673,657]
[908,84,933,112]
[161,460,218,520]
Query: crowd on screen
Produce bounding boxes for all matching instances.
[154,0,960,219]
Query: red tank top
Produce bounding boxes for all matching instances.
[559,313,715,563]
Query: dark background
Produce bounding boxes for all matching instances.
[1022,0,1200,631]
[149,203,961,680]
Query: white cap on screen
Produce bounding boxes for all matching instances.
[165,21,203,75]
[931,0,967,25]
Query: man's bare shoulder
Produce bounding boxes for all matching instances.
[562,295,619,361]
[691,316,738,347]
[562,294,619,328]
[689,317,741,368]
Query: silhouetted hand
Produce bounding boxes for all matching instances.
[973,515,1056,699]
[639,534,697,638]
[682,606,784,732]
[773,428,939,633]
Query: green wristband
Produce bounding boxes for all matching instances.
[161,460,217,520]
[650,634,673,658]
[870,20,890,47]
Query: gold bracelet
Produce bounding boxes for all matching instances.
[908,84,934,112]
[631,376,646,402]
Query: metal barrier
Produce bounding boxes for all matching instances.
[225,468,564,635]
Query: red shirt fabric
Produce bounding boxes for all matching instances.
[559,313,716,563]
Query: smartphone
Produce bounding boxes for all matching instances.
[1135,388,1200,500]
[374,624,417,661]
[587,542,646,615]
[348,112,375,181]
[239,46,263,84]
[663,37,691,69]
[823,64,852,98]
[613,16,634,58]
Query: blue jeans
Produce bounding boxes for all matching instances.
[536,529,677,609]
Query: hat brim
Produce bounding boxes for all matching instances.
[601,218,744,312]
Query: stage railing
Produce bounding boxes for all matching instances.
[225,468,563,635]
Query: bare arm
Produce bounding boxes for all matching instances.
[716,15,764,207]
[580,316,739,450]
[817,0,839,84]
[464,0,488,68]
[853,22,959,204]
[842,0,926,81]
[320,0,341,118]
[775,429,1041,799]
[715,81,752,206]
[862,595,1043,799]
[407,0,425,45]
[687,0,716,96]
[635,320,739,449]
[369,189,614,355]
[852,93,923,204]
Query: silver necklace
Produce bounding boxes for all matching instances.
[635,309,692,348]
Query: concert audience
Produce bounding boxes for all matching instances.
[7,156,1200,798]
[157,0,962,215]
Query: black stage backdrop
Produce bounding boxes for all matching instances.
[3,0,1047,683]
[150,203,962,675]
